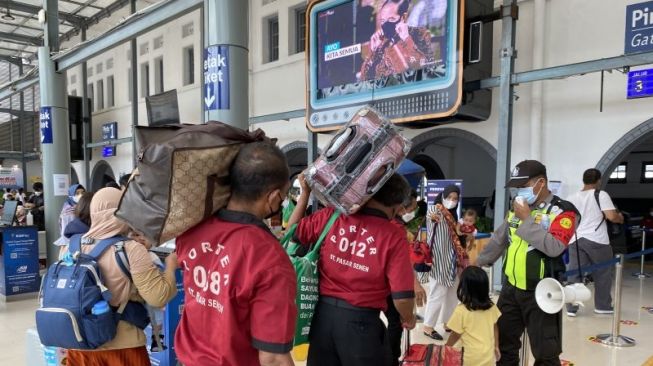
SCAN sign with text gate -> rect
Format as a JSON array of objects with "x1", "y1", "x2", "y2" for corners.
[{"x1": 625, "y1": 1, "x2": 653, "y2": 54}]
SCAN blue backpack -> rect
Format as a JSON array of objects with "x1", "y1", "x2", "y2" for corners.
[{"x1": 36, "y1": 235, "x2": 149, "y2": 349}]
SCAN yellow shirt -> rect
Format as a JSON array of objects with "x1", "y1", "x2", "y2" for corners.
[{"x1": 446, "y1": 304, "x2": 501, "y2": 366}]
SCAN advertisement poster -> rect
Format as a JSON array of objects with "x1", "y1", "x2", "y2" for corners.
[
  {"x1": 0, "y1": 167, "x2": 24, "y2": 189},
  {"x1": 0, "y1": 227, "x2": 39, "y2": 296},
  {"x1": 425, "y1": 179, "x2": 463, "y2": 218}
]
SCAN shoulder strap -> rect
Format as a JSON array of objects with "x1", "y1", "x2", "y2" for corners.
[
  {"x1": 68, "y1": 234, "x2": 83, "y2": 255},
  {"x1": 88, "y1": 236, "x2": 133, "y2": 281},
  {"x1": 594, "y1": 189, "x2": 606, "y2": 231},
  {"x1": 307, "y1": 211, "x2": 341, "y2": 257}
]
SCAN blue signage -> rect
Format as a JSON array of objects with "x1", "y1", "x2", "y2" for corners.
[
  {"x1": 625, "y1": 1, "x2": 653, "y2": 54},
  {"x1": 0, "y1": 227, "x2": 40, "y2": 296},
  {"x1": 102, "y1": 146, "x2": 116, "y2": 158},
  {"x1": 203, "y1": 45, "x2": 230, "y2": 110},
  {"x1": 146, "y1": 270, "x2": 184, "y2": 366},
  {"x1": 627, "y1": 68, "x2": 653, "y2": 99},
  {"x1": 426, "y1": 179, "x2": 464, "y2": 218},
  {"x1": 102, "y1": 122, "x2": 118, "y2": 140},
  {"x1": 39, "y1": 106, "x2": 53, "y2": 144}
]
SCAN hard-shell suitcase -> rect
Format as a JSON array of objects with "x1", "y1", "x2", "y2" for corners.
[
  {"x1": 305, "y1": 106, "x2": 411, "y2": 214},
  {"x1": 401, "y1": 330, "x2": 463, "y2": 366}
]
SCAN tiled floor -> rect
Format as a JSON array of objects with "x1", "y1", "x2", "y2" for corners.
[{"x1": 4, "y1": 263, "x2": 653, "y2": 365}]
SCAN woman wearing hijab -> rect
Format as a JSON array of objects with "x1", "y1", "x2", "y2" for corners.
[
  {"x1": 421, "y1": 184, "x2": 467, "y2": 341},
  {"x1": 63, "y1": 188, "x2": 178, "y2": 365},
  {"x1": 56, "y1": 184, "x2": 86, "y2": 246}
]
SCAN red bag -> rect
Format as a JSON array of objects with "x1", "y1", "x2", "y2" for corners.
[
  {"x1": 401, "y1": 331, "x2": 463, "y2": 366},
  {"x1": 410, "y1": 241, "x2": 432, "y2": 273}
]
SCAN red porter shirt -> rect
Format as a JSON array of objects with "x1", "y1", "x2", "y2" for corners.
[
  {"x1": 175, "y1": 210, "x2": 297, "y2": 366},
  {"x1": 294, "y1": 207, "x2": 414, "y2": 310}
]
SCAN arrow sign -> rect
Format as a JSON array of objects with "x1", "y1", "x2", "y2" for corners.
[
  {"x1": 39, "y1": 107, "x2": 53, "y2": 144},
  {"x1": 204, "y1": 86, "x2": 215, "y2": 109},
  {"x1": 203, "y1": 45, "x2": 230, "y2": 111}
]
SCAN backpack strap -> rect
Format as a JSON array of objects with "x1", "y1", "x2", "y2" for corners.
[
  {"x1": 68, "y1": 234, "x2": 83, "y2": 256},
  {"x1": 87, "y1": 236, "x2": 133, "y2": 281},
  {"x1": 594, "y1": 189, "x2": 606, "y2": 231}
]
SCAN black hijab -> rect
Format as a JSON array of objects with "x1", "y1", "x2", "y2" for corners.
[{"x1": 434, "y1": 184, "x2": 460, "y2": 221}]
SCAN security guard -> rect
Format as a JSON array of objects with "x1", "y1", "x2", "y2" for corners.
[{"x1": 477, "y1": 160, "x2": 578, "y2": 366}]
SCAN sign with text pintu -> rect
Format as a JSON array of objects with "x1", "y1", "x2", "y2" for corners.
[
  {"x1": 625, "y1": 1, "x2": 653, "y2": 54},
  {"x1": 203, "y1": 45, "x2": 230, "y2": 110},
  {"x1": 39, "y1": 107, "x2": 53, "y2": 144}
]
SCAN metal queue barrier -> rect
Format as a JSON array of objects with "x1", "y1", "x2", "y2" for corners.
[{"x1": 632, "y1": 228, "x2": 652, "y2": 279}]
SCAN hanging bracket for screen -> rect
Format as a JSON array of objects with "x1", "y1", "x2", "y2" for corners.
[{"x1": 306, "y1": 0, "x2": 466, "y2": 132}]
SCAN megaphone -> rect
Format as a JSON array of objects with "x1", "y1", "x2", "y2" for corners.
[{"x1": 535, "y1": 278, "x2": 592, "y2": 314}]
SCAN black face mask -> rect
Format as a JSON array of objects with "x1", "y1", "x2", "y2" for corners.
[
  {"x1": 382, "y1": 19, "x2": 400, "y2": 42},
  {"x1": 266, "y1": 192, "x2": 283, "y2": 219}
]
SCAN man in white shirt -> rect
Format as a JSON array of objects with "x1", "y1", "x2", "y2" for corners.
[{"x1": 566, "y1": 168, "x2": 624, "y2": 317}]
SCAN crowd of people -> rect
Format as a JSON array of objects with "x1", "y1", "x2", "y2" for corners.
[{"x1": 32, "y1": 144, "x2": 636, "y2": 366}]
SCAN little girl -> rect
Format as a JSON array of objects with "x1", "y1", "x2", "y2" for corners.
[{"x1": 446, "y1": 266, "x2": 501, "y2": 366}]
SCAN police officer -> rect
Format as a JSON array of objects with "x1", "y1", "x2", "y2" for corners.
[{"x1": 476, "y1": 160, "x2": 578, "y2": 366}]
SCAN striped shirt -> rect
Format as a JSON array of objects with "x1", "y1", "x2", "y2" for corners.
[{"x1": 421, "y1": 206, "x2": 458, "y2": 287}]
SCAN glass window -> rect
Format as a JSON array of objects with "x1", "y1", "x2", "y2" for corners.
[
  {"x1": 107, "y1": 76, "x2": 115, "y2": 108},
  {"x1": 154, "y1": 57, "x2": 164, "y2": 94},
  {"x1": 141, "y1": 63, "x2": 150, "y2": 98},
  {"x1": 643, "y1": 162, "x2": 653, "y2": 182},
  {"x1": 268, "y1": 16, "x2": 279, "y2": 62},
  {"x1": 96, "y1": 80, "x2": 104, "y2": 110},
  {"x1": 295, "y1": 8, "x2": 307, "y2": 54},
  {"x1": 609, "y1": 163, "x2": 627, "y2": 182},
  {"x1": 183, "y1": 46, "x2": 195, "y2": 86}
]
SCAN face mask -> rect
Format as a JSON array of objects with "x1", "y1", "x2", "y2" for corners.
[
  {"x1": 443, "y1": 199, "x2": 458, "y2": 210},
  {"x1": 73, "y1": 194, "x2": 82, "y2": 203},
  {"x1": 34, "y1": 191, "x2": 42, "y2": 196},
  {"x1": 516, "y1": 179, "x2": 544, "y2": 205},
  {"x1": 402, "y1": 211, "x2": 416, "y2": 223},
  {"x1": 381, "y1": 19, "x2": 400, "y2": 41},
  {"x1": 266, "y1": 192, "x2": 283, "y2": 219}
]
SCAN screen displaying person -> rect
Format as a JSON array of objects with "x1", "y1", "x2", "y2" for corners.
[{"x1": 359, "y1": 0, "x2": 436, "y2": 81}]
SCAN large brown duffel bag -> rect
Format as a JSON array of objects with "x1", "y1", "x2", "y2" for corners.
[{"x1": 116, "y1": 122, "x2": 270, "y2": 244}]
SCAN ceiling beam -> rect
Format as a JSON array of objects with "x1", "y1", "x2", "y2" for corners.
[
  {"x1": 59, "y1": 0, "x2": 131, "y2": 44},
  {"x1": 0, "y1": 31, "x2": 42, "y2": 46},
  {"x1": 0, "y1": 0, "x2": 87, "y2": 26}
]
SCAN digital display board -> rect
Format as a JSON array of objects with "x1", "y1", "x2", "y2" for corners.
[
  {"x1": 102, "y1": 146, "x2": 116, "y2": 158},
  {"x1": 307, "y1": 0, "x2": 464, "y2": 131},
  {"x1": 627, "y1": 68, "x2": 653, "y2": 99}
]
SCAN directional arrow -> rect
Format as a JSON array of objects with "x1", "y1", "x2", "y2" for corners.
[{"x1": 204, "y1": 85, "x2": 215, "y2": 109}]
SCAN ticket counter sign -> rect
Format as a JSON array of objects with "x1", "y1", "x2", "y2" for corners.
[{"x1": 625, "y1": 1, "x2": 653, "y2": 54}]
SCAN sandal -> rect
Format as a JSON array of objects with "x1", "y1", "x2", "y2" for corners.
[{"x1": 423, "y1": 330, "x2": 443, "y2": 341}]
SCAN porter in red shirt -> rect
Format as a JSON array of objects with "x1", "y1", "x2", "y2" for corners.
[
  {"x1": 175, "y1": 210, "x2": 297, "y2": 366},
  {"x1": 294, "y1": 207, "x2": 414, "y2": 310}
]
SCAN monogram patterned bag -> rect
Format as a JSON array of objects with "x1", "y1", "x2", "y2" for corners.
[{"x1": 115, "y1": 122, "x2": 270, "y2": 244}]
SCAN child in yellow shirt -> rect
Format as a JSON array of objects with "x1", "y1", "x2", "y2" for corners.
[{"x1": 446, "y1": 266, "x2": 501, "y2": 366}]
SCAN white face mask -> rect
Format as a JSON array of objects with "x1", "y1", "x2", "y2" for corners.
[
  {"x1": 34, "y1": 191, "x2": 42, "y2": 196},
  {"x1": 443, "y1": 199, "x2": 458, "y2": 210},
  {"x1": 402, "y1": 211, "x2": 416, "y2": 222},
  {"x1": 73, "y1": 194, "x2": 82, "y2": 203}
]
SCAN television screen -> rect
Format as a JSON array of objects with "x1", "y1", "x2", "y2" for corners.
[
  {"x1": 308, "y1": 0, "x2": 462, "y2": 131},
  {"x1": 316, "y1": 0, "x2": 450, "y2": 91}
]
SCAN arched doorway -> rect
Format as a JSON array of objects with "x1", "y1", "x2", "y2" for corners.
[
  {"x1": 595, "y1": 117, "x2": 653, "y2": 254},
  {"x1": 90, "y1": 161, "x2": 116, "y2": 192},
  {"x1": 281, "y1": 141, "x2": 308, "y2": 180},
  {"x1": 409, "y1": 128, "x2": 497, "y2": 217}
]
